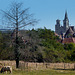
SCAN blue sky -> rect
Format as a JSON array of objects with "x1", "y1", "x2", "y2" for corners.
[{"x1": 0, "y1": 0, "x2": 75, "y2": 31}]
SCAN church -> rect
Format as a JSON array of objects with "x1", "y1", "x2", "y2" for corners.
[
  {"x1": 55, "y1": 11, "x2": 75, "y2": 44},
  {"x1": 55, "y1": 11, "x2": 75, "y2": 35}
]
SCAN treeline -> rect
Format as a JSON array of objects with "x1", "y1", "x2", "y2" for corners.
[{"x1": 0, "y1": 28, "x2": 75, "y2": 63}]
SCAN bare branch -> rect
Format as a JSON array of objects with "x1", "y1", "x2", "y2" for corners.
[
  {"x1": 1, "y1": 2, "x2": 38, "y2": 68},
  {"x1": 18, "y1": 8, "x2": 29, "y2": 19},
  {"x1": 0, "y1": 9, "x2": 16, "y2": 20},
  {"x1": 19, "y1": 20, "x2": 38, "y2": 28}
]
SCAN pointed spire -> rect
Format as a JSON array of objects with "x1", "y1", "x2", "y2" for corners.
[{"x1": 64, "y1": 11, "x2": 68, "y2": 20}]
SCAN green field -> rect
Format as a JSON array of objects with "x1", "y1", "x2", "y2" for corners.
[{"x1": 0, "y1": 69, "x2": 75, "y2": 75}]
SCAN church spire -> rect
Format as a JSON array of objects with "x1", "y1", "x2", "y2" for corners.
[
  {"x1": 63, "y1": 11, "x2": 69, "y2": 32},
  {"x1": 64, "y1": 11, "x2": 68, "y2": 20}
]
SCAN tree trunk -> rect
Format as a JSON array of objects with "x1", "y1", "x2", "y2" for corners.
[
  {"x1": 15, "y1": 7, "x2": 19, "y2": 68},
  {"x1": 15, "y1": 30, "x2": 19, "y2": 68}
]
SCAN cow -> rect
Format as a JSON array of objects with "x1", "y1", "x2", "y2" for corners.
[{"x1": 0, "y1": 66, "x2": 12, "y2": 73}]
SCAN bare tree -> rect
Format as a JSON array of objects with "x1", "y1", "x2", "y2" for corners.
[{"x1": 1, "y1": 2, "x2": 37, "y2": 68}]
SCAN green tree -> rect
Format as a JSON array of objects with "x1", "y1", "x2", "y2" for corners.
[{"x1": 38, "y1": 28, "x2": 66, "y2": 62}]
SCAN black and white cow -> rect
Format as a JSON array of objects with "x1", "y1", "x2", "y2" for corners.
[{"x1": 1, "y1": 66, "x2": 12, "y2": 73}]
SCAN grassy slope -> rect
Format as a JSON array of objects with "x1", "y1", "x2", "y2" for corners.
[{"x1": 0, "y1": 69, "x2": 75, "y2": 75}]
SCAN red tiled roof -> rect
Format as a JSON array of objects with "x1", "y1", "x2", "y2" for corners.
[
  {"x1": 62, "y1": 38, "x2": 75, "y2": 44},
  {"x1": 55, "y1": 32, "x2": 59, "y2": 36},
  {"x1": 54, "y1": 32, "x2": 62, "y2": 39}
]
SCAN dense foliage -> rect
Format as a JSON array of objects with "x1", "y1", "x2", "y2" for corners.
[{"x1": 0, "y1": 28, "x2": 75, "y2": 62}]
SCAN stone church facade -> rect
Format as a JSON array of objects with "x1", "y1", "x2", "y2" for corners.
[
  {"x1": 55, "y1": 11, "x2": 75, "y2": 35},
  {"x1": 55, "y1": 11, "x2": 75, "y2": 44}
]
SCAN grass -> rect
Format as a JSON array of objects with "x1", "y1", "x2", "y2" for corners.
[{"x1": 0, "y1": 69, "x2": 75, "y2": 75}]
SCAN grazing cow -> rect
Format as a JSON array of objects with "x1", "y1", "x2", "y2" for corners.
[{"x1": 1, "y1": 66, "x2": 12, "y2": 73}]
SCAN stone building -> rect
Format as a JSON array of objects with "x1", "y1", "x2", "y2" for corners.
[
  {"x1": 55, "y1": 11, "x2": 75, "y2": 35},
  {"x1": 55, "y1": 11, "x2": 75, "y2": 44}
]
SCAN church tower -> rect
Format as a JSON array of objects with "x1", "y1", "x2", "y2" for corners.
[
  {"x1": 55, "y1": 19, "x2": 61, "y2": 35},
  {"x1": 63, "y1": 11, "x2": 69, "y2": 32}
]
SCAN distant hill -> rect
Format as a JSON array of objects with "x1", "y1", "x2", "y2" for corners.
[{"x1": 0, "y1": 29, "x2": 13, "y2": 33}]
